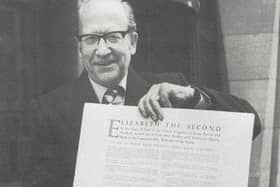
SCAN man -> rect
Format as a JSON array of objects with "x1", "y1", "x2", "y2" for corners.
[{"x1": 22, "y1": 0, "x2": 261, "y2": 186}]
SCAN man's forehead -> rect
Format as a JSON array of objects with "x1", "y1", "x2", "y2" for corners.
[
  {"x1": 79, "y1": 0, "x2": 128, "y2": 21},
  {"x1": 82, "y1": 23, "x2": 126, "y2": 34},
  {"x1": 79, "y1": 0, "x2": 129, "y2": 32}
]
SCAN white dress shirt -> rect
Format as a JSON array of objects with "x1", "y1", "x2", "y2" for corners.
[{"x1": 88, "y1": 75, "x2": 127, "y2": 104}]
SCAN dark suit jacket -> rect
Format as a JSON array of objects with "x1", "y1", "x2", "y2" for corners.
[{"x1": 22, "y1": 69, "x2": 261, "y2": 187}]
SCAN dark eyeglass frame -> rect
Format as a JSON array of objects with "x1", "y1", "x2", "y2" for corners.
[{"x1": 76, "y1": 30, "x2": 131, "y2": 44}]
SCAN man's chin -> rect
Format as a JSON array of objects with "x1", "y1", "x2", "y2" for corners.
[
  {"x1": 93, "y1": 74, "x2": 123, "y2": 87},
  {"x1": 101, "y1": 79, "x2": 121, "y2": 88}
]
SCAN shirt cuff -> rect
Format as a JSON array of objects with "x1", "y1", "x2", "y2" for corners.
[{"x1": 193, "y1": 86, "x2": 213, "y2": 109}]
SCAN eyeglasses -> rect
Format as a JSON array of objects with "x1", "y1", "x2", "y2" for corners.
[{"x1": 76, "y1": 30, "x2": 130, "y2": 48}]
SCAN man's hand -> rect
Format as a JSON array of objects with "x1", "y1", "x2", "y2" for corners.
[{"x1": 138, "y1": 83, "x2": 197, "y2": 121}]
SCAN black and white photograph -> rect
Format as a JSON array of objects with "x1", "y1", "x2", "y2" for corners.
[{"x1": 0, "y1": 0, "x2": 277, "y2": 186}]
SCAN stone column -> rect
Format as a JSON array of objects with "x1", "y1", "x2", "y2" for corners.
[{"x1": 217, "y1": 0, "x2": 280, "y2": 186}]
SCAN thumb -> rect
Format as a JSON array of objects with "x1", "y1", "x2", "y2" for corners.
[{"x1": 159, "y1": 92, "x2": 172, "y2": 107}]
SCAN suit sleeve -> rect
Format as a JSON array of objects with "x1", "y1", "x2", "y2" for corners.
[
  {"x1": 195, "y1": 86, "x2": 261, "y2": 139},
  {"x1": 141, "y1": 72, "x2": 261, "y2": 139},
  {"x1": 21, "y1": 100, "x2": 69, "y2": 187},
  {"x1": 172, "y1": 73, "x2": 261, "y2": 139}
]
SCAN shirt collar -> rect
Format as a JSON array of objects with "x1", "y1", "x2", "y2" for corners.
[{"x1": 88, "y1": 75, "x2": 127, "y2": 103}]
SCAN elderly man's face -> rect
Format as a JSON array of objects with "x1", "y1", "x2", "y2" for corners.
[{"x1": 79, "y1": 2, "x2": 138, "y2": 88}]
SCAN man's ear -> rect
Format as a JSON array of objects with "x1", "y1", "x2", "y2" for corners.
[{"x1": 129, "y1": 32, "x2": 138, "y2": 55}]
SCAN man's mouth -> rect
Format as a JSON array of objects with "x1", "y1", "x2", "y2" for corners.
[{"x1": 95, "y1": 60, "x2": 115, "y2": 66}]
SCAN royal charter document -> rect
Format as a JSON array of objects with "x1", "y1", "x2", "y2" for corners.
[{"x1": 73, "y1": 103, "x2": 255, "y2": 187}]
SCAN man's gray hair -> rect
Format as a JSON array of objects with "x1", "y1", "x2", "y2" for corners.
[
  {"x1": 78, "y1": 0, "x2": 137, "y2": 33},
  {"x1": 122, "y1": 1, "x2": 137, "y2": 32}
]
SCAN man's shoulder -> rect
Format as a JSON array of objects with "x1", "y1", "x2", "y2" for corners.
[
  {"x1": 140, "y1": 72, "x2": 187, "y2": 85},
  {"x1": 25, "y1": 81, "x2": 77, "y2": 122},
  {"x1": 36, "y1": 81, "x2": 76, "y2": 104}
]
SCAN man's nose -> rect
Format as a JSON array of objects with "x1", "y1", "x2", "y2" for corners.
[{"x1": 95, "y1": 39, "x2": 111, "y2": 56}]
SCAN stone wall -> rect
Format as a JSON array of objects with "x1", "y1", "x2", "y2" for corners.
[{"x1": 217, "y1": 0, "x2": 280, "y2": 186}]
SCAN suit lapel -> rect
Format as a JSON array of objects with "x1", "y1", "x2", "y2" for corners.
[
  {"x1": 68, "y1": 71, "x2": 99, "y2": 127},
  {"x1": 72, "y1": 71, "x2": 99, "y2": 104},
  {"x1": 125, "y1": 68, "x2": 151, "y2": 106}
]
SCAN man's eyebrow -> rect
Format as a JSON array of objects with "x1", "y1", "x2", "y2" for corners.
[
  {"x1": 83, "y1": 30, "x2": 127, "y2": 35},
  {"x1": 85, "y1": 29, "x2": 111, "y2": 35}
]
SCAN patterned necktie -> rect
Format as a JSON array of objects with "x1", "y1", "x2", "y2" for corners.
[{"x1": 102, "y1": 86, "x2": 125, "y2": 105}]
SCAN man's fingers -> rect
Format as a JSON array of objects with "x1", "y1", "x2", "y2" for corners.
[
  {"x1": 159, "y1": 85, "x2": 172, "y2": 107},
  {"x1": 138, "y1": 84, "x2": 162, "y2": 121},
  {"x1": 149, "y1": 85, "x2": 164, "y2": 120},
  {"x1": 149, "y1": 98, "x2": 164, "y2": 120},
  {"x1": 138, "y1": 85, "x2": 157, "y2": 118},
  {"x1": 138, "y1": 96, "x2": 148, "y2": 118},
  {"x1": 139, "y1": 96, "x2": 162, "y2": 121},
  {"x1": 138, "y1": 83, "x2": 175, "y2": 121},
  {"x1": 143, "y1": 95, "x2": 158, "y2": 121}
]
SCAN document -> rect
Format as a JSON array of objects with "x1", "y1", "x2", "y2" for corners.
[{"x1": 73, "y1": 103, "x2": 255, "y2": 187}]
